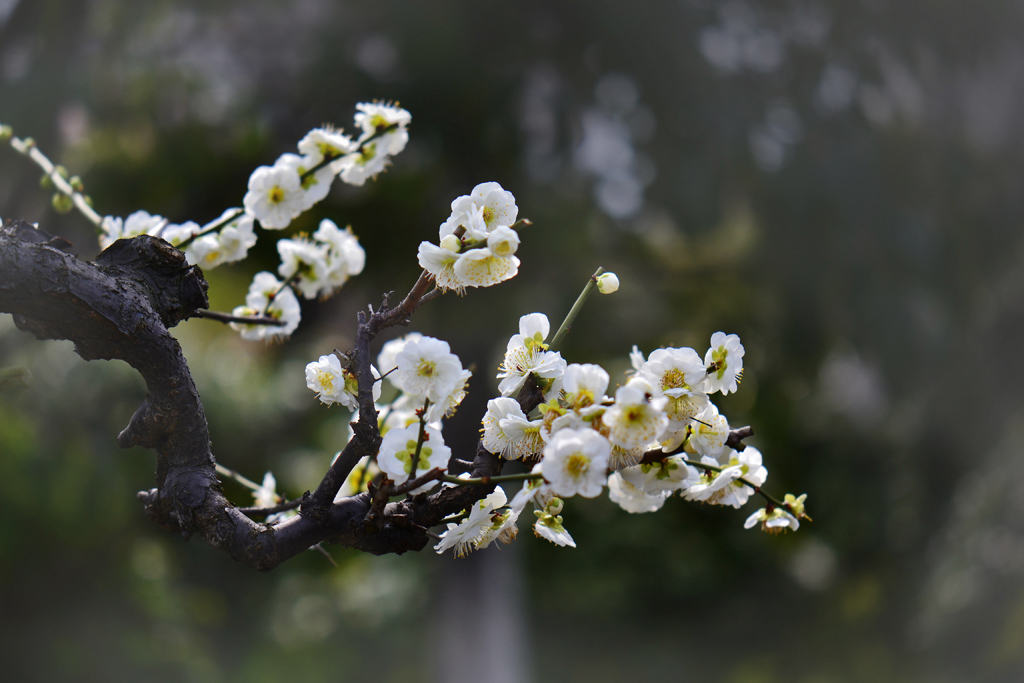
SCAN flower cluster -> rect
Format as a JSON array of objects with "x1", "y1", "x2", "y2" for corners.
[
  {"x1": 276, "y1": 219, "x2": 366, "y2": 300},
  {"x1": 97, "y1": 102, "x2": 410, "y2": 342},
  {"x1": 432, "y1": 318, "x2": 807, "y2": 555},
  {"x1": 418, "y1": 182, "x2": 522, "y2": 293}
]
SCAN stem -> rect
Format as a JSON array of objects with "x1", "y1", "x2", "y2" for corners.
[
  {"x1": 549, "y1": 267, "x2": 605, "y2": 352},
  {"x1": 262, "y1": 270, "x2": 302, "y2": 316},
  {"x1": 176, "y1": 208, "x2": 244, "y2": 250},
  {"x1": 4, "y1": 130, "x2": 103, "y2": 228},
  {"x1": 299, "y1": 122, "x2": 400, "y2": 181},
  {"x1": 408, "y1": 399, "x2": 430, "y2": 481},
  {"x1": 441, "y1": 472, "x2": 543, "y2": 485},
  {"x1": 215, "y1": 463, "x2": 264, "y2": 492},
  {"x1": 193, "y1": 309, "x2": 286, "y2": 326},
  {"x1": 678, "y1": 458, "x2": 789, "y2": 511}
]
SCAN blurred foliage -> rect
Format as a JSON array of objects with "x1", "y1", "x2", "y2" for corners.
[{"x1": 3, "y1": 0, "x2": 1024, "y2": 680}]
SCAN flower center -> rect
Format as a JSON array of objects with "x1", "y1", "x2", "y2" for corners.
[{"x1": 566, "y1": 453, "x2": 589, "y2": 476}]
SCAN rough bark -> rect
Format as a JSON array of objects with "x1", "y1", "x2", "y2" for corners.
[{"x1": 0, "y1": 219, "x2": 502, "y2": 570}]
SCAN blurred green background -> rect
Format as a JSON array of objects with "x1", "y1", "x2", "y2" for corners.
[{"x1": 2, "y1": 0, "x2": 1023, "y2": 681}]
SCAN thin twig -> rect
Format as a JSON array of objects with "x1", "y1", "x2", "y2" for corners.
[{"x1": 193, "y1": 309, "x2": 286, "y2": 326}]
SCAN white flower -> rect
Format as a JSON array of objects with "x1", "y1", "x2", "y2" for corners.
[
  {"x1": 453, "y1": 247, "x2": 520, "y2": 288},
  {"x1": 540, "y1": 428, "x2": 611, "y2": 499},
  {"x1": 561, "y1": 363, "x2": 610, "y2": 409},
  {"x1": 305, "y1": 353, "x2": 345, "y2": 405},
  {"x1": 417, "y1": 241, "x2": 464, "y2": 294},
  {"x1": 395, "y1": 336, "x2": 465, "y2": 405},
  {"x1": 533, "y1": 497, "x2": 575, "y2": 548},
  {"x1": 440, "y1": 182, "x2": 518, "y2": 242},
  {"x1": 212, "y1": 212, "x2": 257, "y2": 264},
  {"x1": 244, "y1": 164, "x2": 303, "y2": 229},
  {"x1": 314, "y1": 219, "x2": 366, "y2": 291},
  {"x1": 686, "y1": 403, "x2": 731, "y2": 458},
  {"x1": 335, "y1": 455, "x2": 381, "y2": 500},
  {"x1": 482, "y1": 397, "x2": 544, "y2": 460},
  {"x1": 298, "y1": 127, "x2": 357, "y2": 173},
  {"x1": 596, "y1": 272, "x2": 619, "y2": 294},
  {"x1": 704, "y1": 331, "x2": 745, "y2": 395},
  {"x1": 377, "y1": 423, "x2": 450, "y2": 493},
  {"x1": 277, "y1": 236, "x2": 330, "y2": 300},
  {"x1": 157, "y1": 221, "x2": 200, "y2": 247},
  {"x1": 252, "y1": 472, "x2": 295, "y2": 524},
  {"x1": 629, "y1": 345, "x2": 646, "y2": 375},
  {"x1": 277, "y1": 152, "x2": 335, "y2": 212},
  {"x1": 337, "y1": 141, "x2": 389, "y2": 186},
  {"x1": 486, "y1": 225, "x2": 520, "y2": 258},
  {"x1": 434, "y1": 487, "x2": 507, "y2": 557},
  {"x1": 602, "y1": 378, "x2": 669, "y2": 451},
  {"x1": 638, "y1": 347, "x2": 710, "y2": 429},
  {"x1": 253, "y1": 471, "x2": 280, "y2": 509},
  {"x1": 377, "y1": 333, "x2": 424, "y2": 387},
  {"x1": 608, "y1": 467, "x2": 671, "y2": 513},
  {"x1": 304, "y1": 354, "x2": 381, "y2": 410},
  {"x1": 635, "y1": 455, "x2": 700, "y2": 495},
  {"x1": 744, "y1": 507, "x2": 800, "y2": 533},
  {"x1": 681, "y1": 455, "x2": 746, "y2": 505},
  {"x1": 230, "y1": 271, "x2": 301, "y2": 341},
  {"x1": 683, "y1": 448, "x2": 766, "y2": 508},
  {"x1": 497, "y1": 313, "x2": 566, "y2": 399},
  {"x1": 354, "y1": 102, "x2": 411, "y2": 155}
]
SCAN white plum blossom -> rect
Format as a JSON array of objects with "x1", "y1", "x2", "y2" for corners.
[
  {"x1": 643, "y1": 455, "x2": 700, "y2": 494},
  {"x1": 744, "y1": 507, "x2": 800, "y2": 533},
  {"x1": 157, "y1": 221, "x2": 200, "y2": 247},
  {"x1": 277, "y1": 236, "x2": 330, "y2": 299},
  {"x1": 298, "y1": 127, "x2": 357, "y2": 173},
  {"x1": 378, "y1": 333, "x2": 424, "y2": 387},
  {"x1": 486, "y1": 225, "x2": 520, "y2": 258},
  {"x1": 540, "y1": 428, "x2": 611, "y2": 499},
  {"x1": 602, "y1": 378, "x2": 669, "y2": 452},
  {"x1": 276, "y1": 152, "x2": 335, "y2": 212},
  {"x1": 683, "y1": 447, "x2": 767, "y2": 508},
  {"x1": 561, "y1": 363, "x2": 611, "y2": 409},
  {"x1": 596, "y1": 272, "x2": 619, "y2": 294},
  {"x1": 418, "y1": 241, "x2": 464, "y2": 294},
  {"x1": 395, "y1": 336, "x2": 465, "y2": 406},
  {"x1": 533, "y1": 497, "x2": 575, "y2": 548},
  {"x1": 608, "y1": 467, "x2": 671, "y2": 513},
  {"x1": 276, "y1": 223, "x2": 366, "y2": 300},
  {"x1": 305, "y1": 353, "x2": 345, "y2": 405},
  {"x1": 353, "y1": 102, "x2": 411, "y2": 155},
  {"x1": 638, "y1": 347, "x2": 711, "y2": 431},
  {"x1": 434, "y1": 487, "x2": 507, "y2": 557},
  {"x1": 482, "y1": 397, "x2": 544, "y2": 460},
  {"x1": 682, "y1": 455, "x2": 746, "y2": 505},
  {"x1": 99, "y1": 210, "x2": 165, "y2": 250},
  {"x1": 313, "y1": 219, "x2": 366, "y2": 291},
  {"x1": 686, "y1": 404, "x2": 731, "y2": 458},
  {"x1": 704, "y1": 331, "x2": 745, "y2": 395},
  {"x1": 376, "y1": 424, "x2": 450, "y2": 493},
  {"x1": 230, "y1": 271, "x2": 301, "y2": 341},
  {"x1": 497, "y1": 313, "x2": 566, "y2": 399},
  {"x1": 452, "y1": 247, "x2": 519, "y2": 288},
  {"x1": 244, "y1": 163, "x2": 303, "y2": 229},
  {"x1": 334, "y1": 455, "x2": 381, "y2": 500},
  {"x1": 252, "y1": 472, "x2": 294, "y2": 524},
  {"x1": 304, "y1": 354, "x2": 381, "y2": 409},
  {"x1": 185, "y1": 211, "x2": 257, "y2": 269},
  {"x1": 440, "y1": 181, "x2": 518, "y2": 242}
]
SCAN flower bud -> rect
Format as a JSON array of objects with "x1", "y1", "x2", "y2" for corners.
[
  {"x1": 439, "y1": 234, "x2": 461, "y2": 253},
  {"x1": 596, "y1": 272, "x2": 619, "y2": 294}
]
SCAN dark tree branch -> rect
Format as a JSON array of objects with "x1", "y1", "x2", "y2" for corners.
[
  {"x1": 0, "y1": 221, "x2": 472, "y2": 569},
  {"x1": 638, "y1": 425, "x2": 755, "y2": 465}
]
